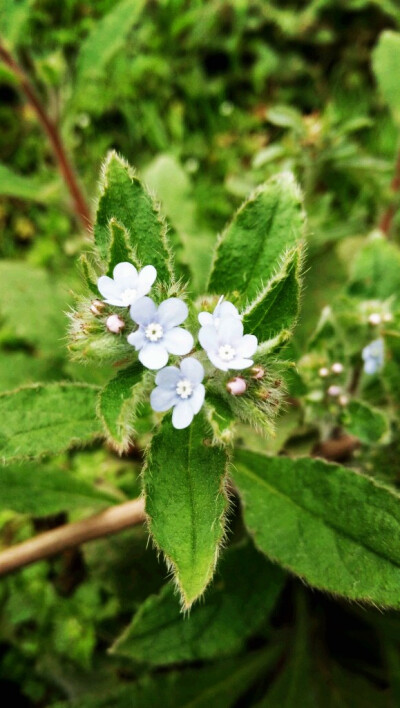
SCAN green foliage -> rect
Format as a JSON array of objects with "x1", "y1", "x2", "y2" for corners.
[
  {"x1": 373, "y1": 31, "x2": 400, "y2": 125},
  {"x1": 94, "y1": 152, "x2": 174, "y2": 284},
  {"x1": 233, "y1": 450, "x2": 400, "y2": 607},
  {"x1": 348, "y1": 235, "x2": 400, "y2": 301},
  {"x1": 144, "y1": 415, "x2": 228, "y2": 608},
  {"x1": 98, "y1": 362, "x2": 146, "y2": 451},
  {"x1": 106, "y1": 218, "x2": 137, "y2": 275},
  {"x1": 341, "y1": 399, "x2": 390, "y2": 444},
  {"x1": 0, "y1": 383, "x2": 101, "y2": 462},
  {"x1": 111, "y1": 542, "x2": 285, "y2": 665},
  {"x1": 208, "y1": 173, "x2": 305, "y2": 304},
  {"x1": 0, "y1": 164, "x2": 59, "y2": 202}
]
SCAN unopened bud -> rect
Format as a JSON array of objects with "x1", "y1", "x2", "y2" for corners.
[
  {"x1": 250, "y1": 365, "x2": 265, "y2": 380},
  {"x1": 106, "y1": 314, "x2": 125, "y2": 334},
  {"x1": 368, "y1": 313, "x2": 382, "y2": 326},
  {"x1": 319, "y1": 367, "x2": 329, "y2": 378},
  {"x1": 331, "y1": 362, "x2": 344, "y2": 375},
  {"x1": 327, "y1": 385, "x2": 341, "y2": 398},
  {"x1": 226, "y1": 376, "x2": 247, "y2": 396},
  {"x1": 338, "y1": 394, "x2": 349, "y2": 406},
  {"x1": 90, "y1": 299, "x2": 106, "y2": 316}
]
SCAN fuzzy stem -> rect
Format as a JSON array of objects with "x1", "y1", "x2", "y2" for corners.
[
  {"x1": 0, "y1": 41, "x2": 92, "y2": 232},
  {"x1": 0, "y1": 498, "x2": 146, "y2": 577},
  {"x1": 379, "y1": 146, "x2": 400, "y2": 237}
]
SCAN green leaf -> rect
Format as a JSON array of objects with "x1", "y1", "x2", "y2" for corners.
[
  {"x1": 233, "y1": 449, "x2": 400, "y2": 608},
  {"x1": 144, "y1": 414, "x2": 229, "y2": 608},
  {"x1": 372, "y1": 31, "x2": 400, "y2": 125},
  {"x1": 0, "y1": 163, "x2": 59, "y2": 202},
  {"x1": 94, "y1": 152, "x2": 174, "y2": 285},
  {"x1": 243, "y1": 246, "x2": 302, "y2": 345},
  {"x1": 79, "y1": 253, "x2": 99, "y2": 295},
  {"x1": 111, "y1": 541, "x2": 285, "y2": 665},
  {"x1": 106, "y1": 218, "x2": 138, "y2": 275},
  {"x1": 348, "y1": 234, "x2": 400, "y2": 301},
  {"x1": 208, "y1": 172, "x2": 304, "y2": 303},
  {"x1": 98, "y1": 363, "x2": 146, "y2": 452},
  {"x1": 52, "y1": 649, "x2": 276, "y2": 708},
  {"x1": 72, "y1": 0, "x2": 146, "y2": 107},
  {"x1": 0, "y1": 383, "x2": 101, "y2": 463},
  {"x1": 0, "y1": 461, "x2": 116, "y2": 515},
  {"x1": 204, "y1": 392, "x2": 236, "y2": 446},
  {"x1": 341, "y1": 400, "x2": 390, "y2": 444}
]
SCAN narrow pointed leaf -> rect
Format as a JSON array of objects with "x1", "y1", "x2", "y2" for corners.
[
  {"x1": 98, "y1": 363, "x2": 146, "y2": 452},
  {"x1": 94, "y1": 152, "x2": 174, "y2": 284},
  {"x1": 106, "y1": 218, "x2": 138, "y2": 275},
  {"x1": 233, "y1": 450, "x2": 400, "y2": 608},
  {"x1": 80, "y1": 253, "x2": 99, "y2": 295},
  {"x1": 144, "y1": 414, "x2": 228, "y2": 608},
  {"x1": 0, "y1": 383, "x2": 101, "y2": 463},
  {"x1": 208, "y1": 172, "x2": 304, "y2": 303}
]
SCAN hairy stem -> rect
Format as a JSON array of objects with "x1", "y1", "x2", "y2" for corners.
[
  {"x1": 379, "y1": 147, "x2": 400, "y2": 236},
  {"x1": 0, "y1": 498, "x2": 145, "y2": 577},
  {"x1": 0, "y1": 41, "x2": 92, "y2": 232}
]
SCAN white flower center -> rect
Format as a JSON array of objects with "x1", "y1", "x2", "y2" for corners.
[
  {"x1": 145, "y1": 322, "x2": 164, "y2": 342},
  {"x1": 120, "y1": 288, "x2": 137, "y2": 306},
  {"x1": 218, "y1": 344, "x2": 236, "y2": 362},
  {"x1": 176, "y1": 378, "x2": 193, "y2": 399}
]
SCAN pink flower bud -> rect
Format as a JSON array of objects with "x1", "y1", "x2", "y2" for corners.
[
  {"x1": 331, "y1": 362, "x2": 344, "y2": 375},
  {"x1": 327, "y1": 385, "x2": 341, "y2": 398},
  {"x1": 90, "y1": 299, "x2": 106, "y2": 316},
  {"x1": 106, "y1": 314, "x2": 125, "y2": 334},
  {"x1": 226, "y1": 376, "x2": 247, "y2": 396},
  {"x1": 368, "y1": 313, "x2": 381, "y2": 326},
  {"x1": 250, "y1": 365, "x2": 265, "y2": 380}
]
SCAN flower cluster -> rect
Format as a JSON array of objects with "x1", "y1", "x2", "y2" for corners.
[{"x1": 96, "y1": 262, "x2": 258, "y2": 428}]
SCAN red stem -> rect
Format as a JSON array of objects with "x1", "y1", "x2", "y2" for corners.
[
  {"x1": 0, "y1": 42, "x2": 92, "y2": 232},
  {"x1": 379, "y1": 148, "x2": 400, "y2": 237}
]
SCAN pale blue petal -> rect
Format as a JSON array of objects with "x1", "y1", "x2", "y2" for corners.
[
  {"x1": 139, "y1": 343, "x2": 169, "y2": 370},
  {"x1": 217, "y1": 301, "x2": 240, "y2": 319},
  {"x1": 150, "y1": 386, "x2": 178, "y2": 412},
  {"x1": 130, "y1": 296, "x2": 157, "y2": 326},
  {"x1": 155, "y1": 366, "x2": 181, "y2": 388},
  {"x1": 180, "y1": 357, "x2": 204, "y2": 384},
  {"x1": 113, "y1": 262, "x2": 138, "y2": 288},
  {"x1": 199, "y1": 325, "x2": 218, "y2": 351},
  {"x1": 137, "y1": 265, "x2": 157, "y2": 296},
  {"x1": 172, "y1": 401, "x2": 194, "y2": 429},
  {"x1": 97, "y1": 275, "x2": 121, "y2": 303},
  {"x1": 206, "y1": 349, "x2": 229, "y2": 371},
  {"x1": 237, "y1": 334, "x2": 258, "y2": 358},
  {"x1": 218, "y1": 316, "x2": 243, "y2": 345},
  {"x1": 198, "y1": 312, "x2": 213, "y2": 327},
  {"x1": 158, "y1": 298, "x2": 188, "y2": 328},
  {"x1": 163, "y1": 327, "x2": 193, "y2": 355},
  {"x1": 364, "y1": 359, "x2": 378, "y2": 375},
  {"x1": 127, "y1": 329, "x2": 146, "y2": 349},
  {"x1": 229, "y1": 356, "x2": 254, "y2": 370},
  {"x1": 190, "y1": 383, "x2": 205, "y2": 414}
]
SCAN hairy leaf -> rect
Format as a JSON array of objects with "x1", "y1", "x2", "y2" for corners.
[
  {"x1": 94, "y1": 152, "x2": 174, "y2": 284},
  {"x1": 98, "y1": 363, "x2": 145, "y2": 452},
  {"x1": 233, "y1": 450, "x2": 400, "y2": 608},
  {"x1": 111, "y1": 542, "x2": 285, "y2": 665},
  {"x1": 204, "y1": 393, "x2": 236, "y2": 446},
  {"x1": 208, "y1": 172, "x2": 304, "y2": 303},
  {"x1": 341, "y1": 400, "x2": 390, "y2": 444},
  {"x1": 106, "y1": 218, "x2": 138, "y2": 275},
  {"x1": 0, "y1": 383, "x2": 101, "y2": 463},
  {"x1": 372, "y1": 31, "x2": 400, "y2": 125},
  {"x1": 144, "y1": 414, "x2": 228, "y2": 608}
]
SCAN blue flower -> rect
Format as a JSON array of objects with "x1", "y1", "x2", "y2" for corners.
[
  {"x1": 199, "y1": 315, "x2": 257, "y2": 371},
  {"x1": 198, "y1": 296, "x2": 240, "y2": 329},
  {"x1": 362, "y1": 338, "x2": 384, "y2": 375},
  {"x1": 98, "y1": 262, "x2": 157, "y2": 307},
  {"x1": 128, "y1": 296, "x2": 193, "y2": 370},
  {"x1": 150, "y1": 357, "x2": 205, "y2": 429}
]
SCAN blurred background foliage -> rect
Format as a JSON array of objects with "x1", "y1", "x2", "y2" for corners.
[{"x1": 2, "y1": 0, "x2": 400, "y2": 705}]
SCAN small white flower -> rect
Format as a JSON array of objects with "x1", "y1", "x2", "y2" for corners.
[
  {"x1": 198, "y1": 297, "x2": 240, "y2": 330},
  {"x1": 362, "y1": 338, "x2": 384, "y2": 375},
  {"x1": 97, "y1": 262, "x2": 156, "y2": 307},
  {"x1": 199, "y1": 315, "x2": 257, "y2": 371},
  {"x1": 150, "y1": 357, "x2": 205, "y2": 429},
  {"x1": 128, "y1": 296, "x2": 193, "y2": 370}
]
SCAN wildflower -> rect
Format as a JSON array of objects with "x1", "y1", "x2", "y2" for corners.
[
  {"x1": 150, "y1": 357, "x2": 205, "y2": 429},
  {"x1": 318, "y1": 367, "x2": 329, "y2": 378},
  {"x1": 199, "y1": 315, "x2": 257, "y2": 371},
  {"x1": 128, "y1": 297, "x2": 193, "y2": 370},
  {"x1": 106, "y1": 314, "x2": 125, "y2": 334},
  {"x1": 327, "y1": 385, "x2": 341, "y2": 397},
  {"x1": 97, "y1": 262, "x2": 156, "y2": 307},
  {"x1": 331, "y1": 362, "x2": 344, "y2": 375},
  {"x1": 368, "y1": 313, "x2": 382, "y2": 326},
  {"x1": 198, "y1": 297, "x2": 240, "y2": 329},
  {"x1": 362, "y1": 338, "x2": 384, "y2": 375},
  {"x1": 226, "y1": 376, "x2": 247, "y2": 395}
]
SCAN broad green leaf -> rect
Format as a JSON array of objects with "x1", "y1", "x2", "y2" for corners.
[
  {"x1": 372, "y1": 31, "x2": 400, "y2": 125},
  {"x1": 208, "y1": 172, "x2": 304, "y2": 303},
  {"x1": 348, "y1": 235, "x2": 400, "y2": 301},
  {"x1": 144, "y1": 414, "x2": 228, "y2": 608},
  {"x1": 233, "y1": 450, "x2": 400, "y2": 608},
  {"x1": 52, "y1": 649, "x2": 276, "y2": 708},
  {"x1": 72, "y1": 0, "x2": 146, "y2": 107},
  {"x1": 106, "y1": 218, "x2": 137, "y2": 275},
  {"x1": 94, "y1": 152, "x2": 174, "y2": 284},
  {"x1": 111, "y1": 542, "x2": 285, "y2": 665},
  {"x1": 0, "y1": 383, "x2": 101, "y2": 463},
  {"x1": 204, "y1": 392, "x2": 236, "y2": 445},
  {"x1": 0, "y1": 163, "x2": 59, "y2": 202},
  {"x1": 0, "y1": 0, "x2": 34, "y2": 47},
  {"x1": 0, "y1": 261, "x2": 67, "y2": 354},
  {"x1": 340, "y1": 400, "x2": 390, "y2": 444},
  {"x1": 98, "y1": 362, "x2": 145, "y2": 452},
  {"x1": 243, "y1": 246, "x2": 302, "y2": 344},
  {"x1": 0, "y1": 461, "x2": 116, "y2": 515}
]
